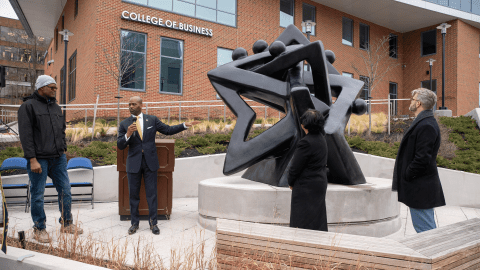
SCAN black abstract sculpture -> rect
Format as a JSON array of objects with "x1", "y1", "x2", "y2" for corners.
[{"x1": 207, "y1": 25, "x2": 368, "y2": 187}]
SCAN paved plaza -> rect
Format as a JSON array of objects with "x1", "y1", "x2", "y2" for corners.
[{"x1": 6, "y1": 198, "x2": 480, "y2": 268}]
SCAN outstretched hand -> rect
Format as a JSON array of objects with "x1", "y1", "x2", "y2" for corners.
[{"x1": 185, "y1": 121, "x2": 201, "y2": 127}]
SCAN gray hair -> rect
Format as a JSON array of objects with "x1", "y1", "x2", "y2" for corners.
[{"x1": 412, "y1": 88, "x2": 437, "y2": 110}]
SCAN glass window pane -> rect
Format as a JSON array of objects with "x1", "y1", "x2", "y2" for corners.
[
  {"x1": 196, "y1": 6, "x2": 216, "y2": 22},
  {"x1": 126, "y1": 0, "x2": 148, "y2": 5},
  {"x1": 121, "y1": 52, "x2": 145, "y2": 90},
  {"x1": 160, "y1": 57, "x2": 182, "y2": 93},
  {"x1": 218, "y1": 0, "x2": 235, "y2": 14},
  {"x1": 422, "y1": 30, "x2": 436, "y2": 56},
  {"x1": 302, "y1": 4, "x2": 315, "y2": 35},
  {"x1": 173, "y1": 0, "x2": 195, "y2": 16},
  {"x1": 449, "y1": 0, "x2": 461, "y2": 9},
  {"x1": 217, "y1": 48, "x2": 233, "y2": 66},
  {"x1": 217, "y1": 11, "x2": 236, "y2": 26},
  {"x1": 473, "y1": 0, "x2": 480, "y2": 15},
  {"x1": 121, "y1": 31, "x2": 146, "y2": 53},
  {"x1": 161, "y1": 39, "x2": 183, "y2": 58},
  {"x1": 342, "y1": 72, "x2": 353, "y2": 78},
  {"x1": 342, "y1": 17, "x2": 353, "y2": 46},
  {"x1": 280, "y1": 0, "x2": 294, "y2": 27},
  {"x1": 389, "y1": 34, "x2": 398, "y2": 58},
  {"x1": 360, "y1": 24, "x2": 369, "y2": 50},
  {"x1": 149, "y1": 0, "x2": 172, "y2": 10},
  {"x1": 197, "y1": 0, "x2": 216, "y2": 9},
  {"x1": 461, "y1": 0, "x2": 472, "y2": 12},
  {"x1": 438, "y1": 0, "x2": 448, "y2": 6}
]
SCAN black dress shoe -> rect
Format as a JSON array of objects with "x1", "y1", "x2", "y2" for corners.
[
  {"x1": 128, "y1": 224, "x2": 139, "y2": 235},
  {"x1": 150, "y1": 225, "x2": 160, "y2": 235}
]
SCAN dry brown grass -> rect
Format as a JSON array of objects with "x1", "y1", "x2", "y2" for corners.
[
  {"x1": 346, "y1": 113, "x2": 387, "y2": 134},
  {"x1": 435, "y1": 116, "x2": 457, "y2": 159}
]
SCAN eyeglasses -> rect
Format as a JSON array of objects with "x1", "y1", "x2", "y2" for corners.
[{"x1": 46, "y1": 86, "x2": 58, "y2": 90}]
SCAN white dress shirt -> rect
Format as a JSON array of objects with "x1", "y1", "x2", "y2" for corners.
[{"x1": 125, "y1": 113, "x2": 187, "y2": 141}]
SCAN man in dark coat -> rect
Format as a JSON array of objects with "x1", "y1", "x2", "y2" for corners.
[
  {"x1": 117, "y1": 96, "x2": 199, "y2": 235},
  {"x1": 393, "y1": 88, "x2": 445, "y2": 233},
  {"x1": 18, "y1": 75, "x2": 83, "y2": 243}
]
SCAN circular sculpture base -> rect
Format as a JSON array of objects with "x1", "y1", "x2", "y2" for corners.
[{"x1": 198, "y1": 176, "x2": 401, "y2": 237}]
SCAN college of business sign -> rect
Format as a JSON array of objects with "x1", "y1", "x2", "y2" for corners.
[{"x1": 121, "y1": 11, "x2": 213, "y2": 37}]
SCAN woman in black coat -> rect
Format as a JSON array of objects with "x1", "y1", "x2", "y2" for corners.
[{"x1": 288, "y1": 109, "x2": 328, "y2": 231}]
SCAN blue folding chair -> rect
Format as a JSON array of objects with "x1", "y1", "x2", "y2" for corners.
[
  {"x1": 0, "y1": 157, "x2": 30, "y2": 213},
  {"x1": 67, "y1": 157, "x2": 94, "y2": 209},
  {"x1": 45, "y1": 157, "x2": 94, "y2": 208}
]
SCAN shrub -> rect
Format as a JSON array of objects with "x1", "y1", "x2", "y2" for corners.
[
  {"x1": 197, "y1": 144, "x2": 227, "y2": 155},
  {"x1": 0, "y1": 147, "x2": 24, "y2": 165},
  {"x1": 187, "y1": 136, "x2": 211, "y2": 147}
]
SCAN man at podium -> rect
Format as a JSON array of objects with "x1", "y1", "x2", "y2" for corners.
[{"x1": 117, "y1": 96, "x2": 199, "y2": 235}]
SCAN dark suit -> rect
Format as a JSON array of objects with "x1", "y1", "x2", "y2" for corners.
[
  {"x1": 288, "y1": 133, "x2": 328, "y2": 231},
  {"x1": 117, "y1": 114, "x2": 186, "y2": 225},
  {"x1": 393, "y1": 110, "x2": 446, "y2": 209}
]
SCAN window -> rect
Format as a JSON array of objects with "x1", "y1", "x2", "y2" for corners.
[
  {"x1": 421, "y1": 79, "x2": 437, "y2": 93},
  {"x1": 302, "y1": 3, "x2": 315, "y2": 35},
  {"x1": 389, "y1": 82, "x2": 398, "y2": 115},
  {"x1": 120, "y1": 30, "x2": 146, "y2": 91},
  {"x1": 61, "y1": 15, "x2": 64, "y2": 44},
  {"x1": 342, "y1": 72, "x2": 353, "y2": 78},
  {"x1": 160, "y1": 37, "x2": 183, "y2": 94},
  {"x1": 55, "y1": 28, "x2": 58, "y2": 51},
  {"x1": 342, "y1": 17, "x2": 353, "y2": 46},
  {"x1": 421, "y1": 30, "x2": 436, "y2": 56},
  {"x1": 125, "y1": 0, "x2": 237, "y2": 27},
  {"x1": 68, "y1": 51, "x2": 76, "y2": 102},
  {"x1": 359, "y1": 76, "x2": 370, "y2": 100},
  {"x1": 389, "y1": 34, "x2": 398, "y2": 58},
  {"x1": 75, "y1": 0, "x2": 78, "y2": 17},
  {"x1": 217, "y1": 47, "x2": 233, "y2": 67},
  {"x1": 280, "y1": 0, "x2": 294, "y2": 28},
  {"x1": 217, "y1": 47, "x2": 233, "y2": 98},
  {"x1": 359, "y1": 23, "x2": 369, "y2": 50}
]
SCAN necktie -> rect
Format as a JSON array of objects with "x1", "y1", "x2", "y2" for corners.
[{"x1": 136, "y1": 117, "x2": 143, "y2": 140}]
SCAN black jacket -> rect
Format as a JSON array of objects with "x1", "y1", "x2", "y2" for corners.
[
  {"x1": 18, "y1": 91, "x2": 67, "y2": 159},
  {"x1": 117, "y1": 114, "x2": 186, "y2": 173},
  {"x1": 288, "y1": 133, "x2": 329, "y2": 231},
  {"x1": 392, "y1": 110, "x2": 446, "y2": 209}
]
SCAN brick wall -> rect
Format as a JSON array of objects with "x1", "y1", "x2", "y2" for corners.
[{"x1": 43, "y1": 0, "x2": 479, "y2": 121}]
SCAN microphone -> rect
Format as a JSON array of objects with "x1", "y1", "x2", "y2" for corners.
[{"x1": 132, "y1": 116, "x2": 137, "y2": 137}]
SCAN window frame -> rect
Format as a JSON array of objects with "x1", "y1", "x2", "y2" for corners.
[
  {"x1": 68, "y1": 50, "x2": 77, "y2": 103},
  {"x1": 122, "y1": 0, "x2": 237, "y2": 28},
  {"x1": 359, "y1": 23, "x2": 370, "y2": 51},
  {"x1": 74, "y1": 0, "x2": 79, "y2": 18},
  {"x1": 421, "y1": 29, "x2": 437, "y2": 57},
  {"x1": 216, "y1": 47, "x2": 233, "y2": 99},
  {"x1": 421, "y1": 79, "x2": 437, "y2": 93},
  {"x1": 389, "y1": 82, "x2": 398, "y2": 115},
  {"x1": 342, "y1": 17, "x2": 354, "y2": 47},
  {"x1": 280, "y1": 0, "x2": 295, "y2": 28},
  {"x1": 302, "y1": 3, "x2": 316, "y2": 36},
  {"x1": 159, "y1": 37, "x2": 184, "y2": 96},
  {"x1": 120, "y1": 29, "x2": 147, "y2": 92},
  {"x1": 389, "y1": 34, "x2": 398, "y2": 59}
]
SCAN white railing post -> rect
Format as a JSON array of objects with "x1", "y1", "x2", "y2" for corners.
[
  {"x1": 146, "y1": 103, "x2": 149, "y2": 114},
  {"x1": 388, "y1": 95, "x2": 391, "y2": 135},
  {"x1": 91, "y1": 95, "x2": 100, "y2": 140}
]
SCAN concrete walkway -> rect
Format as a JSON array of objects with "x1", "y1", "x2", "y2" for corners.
[{"x1": 6, "y1": 198, "x2": 480, "y2": 268}]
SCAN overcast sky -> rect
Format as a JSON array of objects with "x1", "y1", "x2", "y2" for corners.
[{"x1": 0, "y1": 0, "x2": 19, "y2": 20}]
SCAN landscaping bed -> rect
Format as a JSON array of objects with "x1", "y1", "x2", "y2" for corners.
[{"x1": 1, "y1": 116, "x2": 479, "y2": 175}]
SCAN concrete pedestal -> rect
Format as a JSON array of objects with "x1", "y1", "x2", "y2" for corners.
[
  {"x1": 198, "y1": 176, "x2": 401, "y2": 237},
  {"x1": 435, "y1": 109, "x2": 452, "y2": 117}
]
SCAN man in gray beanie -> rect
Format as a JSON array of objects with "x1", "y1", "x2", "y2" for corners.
[{"x1": 18, "y1": 75, "x2": 83, "y2": 243}]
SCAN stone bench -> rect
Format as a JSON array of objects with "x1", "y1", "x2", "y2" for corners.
[{"x1": 216, "y1": 218, "x2": 480, "y2": 269}]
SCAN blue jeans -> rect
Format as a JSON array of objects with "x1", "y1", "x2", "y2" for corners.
[
  {"x1": 27, "y1": 154, "x2": 72, "y2": 230},
  {"x1": 410, "y1": 207, "x2": 436, "y2": 233}
]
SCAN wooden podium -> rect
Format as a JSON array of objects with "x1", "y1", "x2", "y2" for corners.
[{"x1": 117, "y1": 139, "x2": 175, "y2": 220}]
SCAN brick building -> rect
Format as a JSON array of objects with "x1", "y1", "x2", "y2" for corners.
[
  {"x1": 8, "y1": 0, "x2": 480, "y2": 120},
  {"x1": 0, "y1": 16, "x2": 49, "y2": 105}
]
